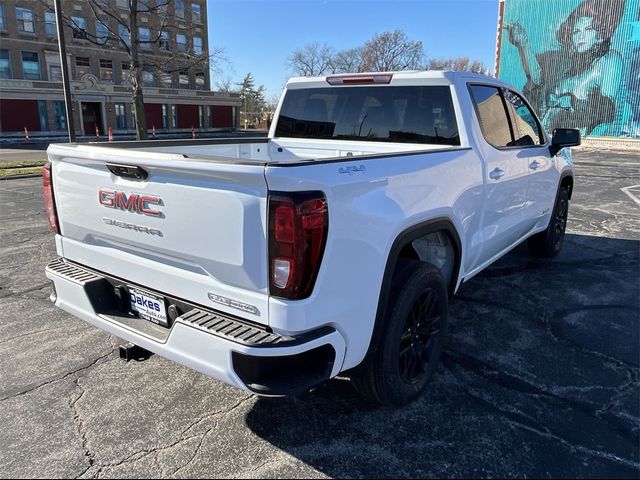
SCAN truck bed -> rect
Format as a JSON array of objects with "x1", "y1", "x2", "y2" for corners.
[{"x1": 74, "y1": 136, "x2": 459, "y2": 166}]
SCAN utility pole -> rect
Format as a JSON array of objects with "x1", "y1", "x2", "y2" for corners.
[{"x1": 54, "y1": 0, "x2": 76, "y2": 142}]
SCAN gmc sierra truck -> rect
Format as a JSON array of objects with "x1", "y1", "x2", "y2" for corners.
[{"x1": 44, "y1": 71, "x2": 580, "y2": 405}]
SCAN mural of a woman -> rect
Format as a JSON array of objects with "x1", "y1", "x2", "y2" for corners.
[{"x1": 504, "y1": 0, "x2": 625, "y2": 136}]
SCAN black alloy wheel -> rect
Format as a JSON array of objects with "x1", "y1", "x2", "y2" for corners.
[
  {"x1": 398, "y1": 288, "x2": 443, "y2": 384},
  {"x1": 351, "y1": 261, "x2": 449, "y2": 406},
  {"x1": 528, "y1": 186, "x2": 570, "y2": 258},
  {"x1": 552, "y1": 190, "x2": 569, "y2": 250}
]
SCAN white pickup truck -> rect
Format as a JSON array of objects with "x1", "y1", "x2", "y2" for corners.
[{"x1": 44, "y1": 71, "x2": 580, "y2": 405}]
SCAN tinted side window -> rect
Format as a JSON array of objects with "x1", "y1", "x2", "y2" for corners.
[
  {"x1": 503, "y1": 90, "x2": 544, "y2": 146},
  {"x1": 275, "y1": 86, "x2": 460, "y2": 146},
  {"x1": 469, "y1": 85, "x2": 512, "y2": 148}
]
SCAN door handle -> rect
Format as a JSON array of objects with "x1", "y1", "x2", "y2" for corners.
[
  {"x1": 529, "y1": 160, "x2": 540, "y2": 170},
  {"x1": 489, "y1": 167, "x2": 505, "y2": 180}
]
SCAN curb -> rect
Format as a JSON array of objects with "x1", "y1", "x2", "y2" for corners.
[{"x1": 0, "y1": 173, "x2": 43, "y2": 180}]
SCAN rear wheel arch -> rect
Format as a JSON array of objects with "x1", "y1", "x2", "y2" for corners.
[{"x1": 350, "y1": 218, "x2": 462, "y2": 374}]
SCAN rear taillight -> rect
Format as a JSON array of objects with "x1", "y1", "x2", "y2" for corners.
[
  {"x1": 42, "y1": 161, "x2": 60, "y2": 234},
  {"x1": 268, "y1": 191, "x2": 328, "y2": 300}
]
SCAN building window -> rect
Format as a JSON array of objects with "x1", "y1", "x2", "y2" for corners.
[
  {"x1": 16, "y1": 7, "x2": 35, "y2": 33},
  {"x1": 157, "y1": 0, "x2": 169, "y2": 15},
  {"x1": 192, "y1": 3, "x2": 202, "y2": 23},
  {"x1": 179, "y1": 70, "x2": 189, "y2": 89},
  {"x1": 45, "y1": 52, "x2": 62, "y2": 81},
  {"x1": 175, "y1": 0, "x2": 185, "y2": 19},
  {"x1": 45, "y1": 12, "x2": 57, "y2": 38},
  {"x1": 118, "y1": 24, "x2": 130, "y2": 47},
  {"x1": 96, "y1": 21, "x2": 109, "y2": 45},
  {"x1": 49, "y1": 65, "x2": 62, "y2": 81},
  {"x1": 99, "y1": 59, "x2": 113, "y2": 82},
  {"x1": 162, "y1": 104, "x2": 169, "y2": 128},
  {"x1": 75, "y1": 56, "x2": 90, "y2": 79},
  {"x1": 0, "y1": 50, "x2": 11, "y2": 79},
  {"x1": 115, "y1": 103, "x2": 127, "y2": 129},
  {"x1": 0, "y1": 5, "x2": 5, "y2": 31},
  {"x1": 139, "y1": 27, "x2": 151, "y2": 49},
  {"x1": 71, "y1": 16, "x2": 87, "y2": 39},
  {"x1": 137, "y1": 0, "x2": 150, "y2": 12},
  {"x1": 22, "y1": 52, "x2": 41, "y2": 80},
  {"x1": 160, "y1": 69, "x2": 172, "y2": 87},
  {"x1": 195, "y1": 72, "x2": 205, "y2": 90},
  {"x1": 38, "y1": 101, "x2": 49, "y2": 131},
  {"x1": 53, "y1": 101, "x2": 67, "y2": 131},
  {"x1": 121, "y1": 62, "x2": 131, "y2": 84},
  {"x1": 142, "y1": 68, "x2": 154, "y2": 87},
  {"x1": 176, "y1": 34, "x2": 187, "y2": 53},
  {"x1": 193, "y1": 36, "x2": 203, "y2": 55},
  {"x1": 159, "y1": 31, "x2": 170, "y2": 51},
  {"x1": 116, "y1": 0, "x2": 128, "y2": 9}
]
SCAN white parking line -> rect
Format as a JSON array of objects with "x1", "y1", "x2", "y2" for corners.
[{"x1": 621, "y1": 185, "x2": 640, "y2": 207}]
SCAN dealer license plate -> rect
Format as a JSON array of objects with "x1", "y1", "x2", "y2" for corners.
[{"x1": 129, "y1": 287, "x2": 168, "y2": 327}]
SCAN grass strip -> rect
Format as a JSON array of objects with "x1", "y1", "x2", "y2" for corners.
[
  {"x1": 0, "y1": 159, "x2": 47, "y2": 169},
  {"x1": 0, "y1": 166, "x2": 43, "y2": 177}
]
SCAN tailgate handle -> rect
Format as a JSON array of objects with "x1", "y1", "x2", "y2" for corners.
[{"x1": 106, "y1": 163, "x2": 148, "y2": 180}]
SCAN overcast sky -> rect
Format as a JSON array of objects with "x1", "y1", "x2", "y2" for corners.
[{"x1": 207, "y1": 0, "x2": 500, "y2": 98}]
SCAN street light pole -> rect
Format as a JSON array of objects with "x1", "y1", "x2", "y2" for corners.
[{"x1": 54, "y1": 0, "x2": 76, "y2": 142}]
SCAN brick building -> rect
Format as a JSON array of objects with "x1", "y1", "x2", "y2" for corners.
[{"x1": 0, "y1": 0, "x2": 241, "y2": 137}]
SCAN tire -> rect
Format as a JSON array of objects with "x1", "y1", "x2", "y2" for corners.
[
  {"x1": 351, "y1": 262, "x2": 448, "y2": 406},
  {"x1": 528, "y1": 186, "x2": 570, "y2": 258}
]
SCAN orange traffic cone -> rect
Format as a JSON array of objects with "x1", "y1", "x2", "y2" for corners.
[
  {"x1": 108, "y1": 127, "x2": 113, "y2": 142},
  {"x1": 192, "y1": 126, "x2": 196, "y2": 139}
]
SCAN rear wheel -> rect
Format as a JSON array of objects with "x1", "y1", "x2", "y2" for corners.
[
  {"x1": 528, "y1": 186, "x2": 570, "y2": 258},
  {"x1": 351, "y1": 262, "x2": 448, "y2": 406}
]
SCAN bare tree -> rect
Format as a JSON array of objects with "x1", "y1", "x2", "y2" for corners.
[
  {"x1": 287, "y1": 41, "x2": 335, "y2": 76},
  {"x1": 426, "y1": 57, "x2": 487, "y2": 73},
  {"x1": 215, "y1": 74, "x2": 237, "y2": 93},
  {"x1": 286, "y1": 30, "x2": 486, "y2": 78},
  {"x1": 360, "y1": 29, "x2": 424, "y2": 72},
  {"x1": 40, "y1": 0, "x2": 221, "y2": 140},
  {"x1": 332, "y1": 47, "x2": 366, "y2": 73}
]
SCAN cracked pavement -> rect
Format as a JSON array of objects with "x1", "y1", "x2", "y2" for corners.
[{"x1": 0, "y1": 149, "x2": 638, "y2": 478}]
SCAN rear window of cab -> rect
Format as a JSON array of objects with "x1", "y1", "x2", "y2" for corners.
[{"x1": 275, "y1": 86, "x2": 460, "y2": 146}]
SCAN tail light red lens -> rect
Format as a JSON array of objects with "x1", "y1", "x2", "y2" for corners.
[
  {"x1": 268, "y1": 191, "x2": 328, "y2": 300},
  {"x1": 42, "y1": 161, "x2": 60, "y2": 234}
]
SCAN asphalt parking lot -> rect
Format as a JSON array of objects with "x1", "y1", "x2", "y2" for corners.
[{"x1": 0, "y1": 149, "x2": 638, "y2": 478}]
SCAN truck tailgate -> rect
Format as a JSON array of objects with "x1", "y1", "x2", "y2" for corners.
[{"x1": 48, "y1": 144, "x2": 269, "y2": 325}]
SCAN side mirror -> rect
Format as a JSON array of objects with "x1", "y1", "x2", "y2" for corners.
[{"x1": 550, "y1": 128, "x2": 581, "y2": 157}]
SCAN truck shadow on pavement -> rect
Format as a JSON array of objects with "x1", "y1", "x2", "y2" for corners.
[{"x1": 244, "y1": 233, "x2": 639, "y2": 478}]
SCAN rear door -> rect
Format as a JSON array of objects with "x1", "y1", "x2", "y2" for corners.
[
  {"x1": 468, "y1": 84, "x2": 531, "y2": 263},
  {"x1": 48, "y1": 144, "x2": 270, "y2": 325}
]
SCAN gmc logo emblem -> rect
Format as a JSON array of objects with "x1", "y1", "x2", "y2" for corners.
[{"x1": 98, "y1": 189, "x2": 162, "y2": 217}]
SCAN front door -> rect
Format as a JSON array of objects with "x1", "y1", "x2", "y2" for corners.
[
  {"x1": 503, "y1": 89, "x2": 557, "y2": 228},
  {"x1": 81, "y1": 102, "x2": 103, "y2": 136}
]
